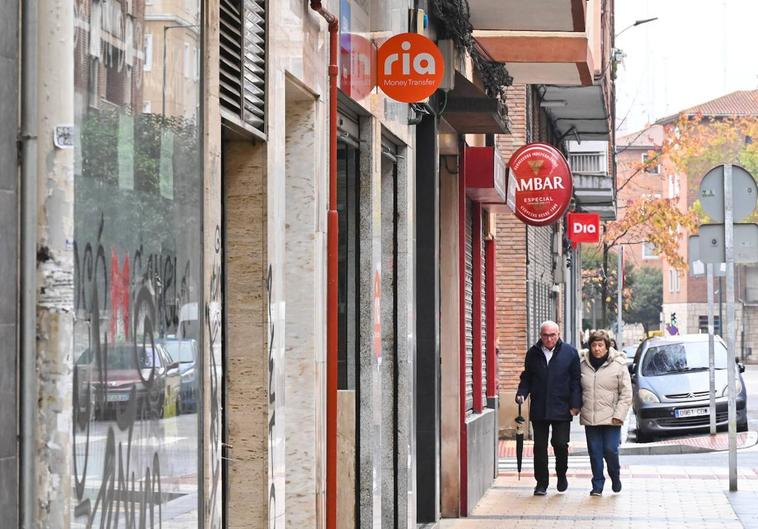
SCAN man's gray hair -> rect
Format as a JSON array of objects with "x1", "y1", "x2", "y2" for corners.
[{"x1": 540, "y1": 320, "x2": 560, "y2": 333}]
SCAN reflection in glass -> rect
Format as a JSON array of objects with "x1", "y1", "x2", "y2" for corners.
[
  {"x1": 73, "y1": 0, "x2": 202, "y2": 526},
  {"x1": 641, "y1": 342, "x2": 728, "y2": 377}
]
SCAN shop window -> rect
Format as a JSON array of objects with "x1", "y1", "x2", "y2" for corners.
[
  {"x1": 698, "y1": 315, "x2": 721, "y2": 335},
  {"x1": 73, "y1": 0, "x2": 204, "y2": 526},
  {"x1": 337, "y1": 136, "x2": 360, "y2": 390}
]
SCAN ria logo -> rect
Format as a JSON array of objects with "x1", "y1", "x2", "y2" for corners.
[
  {"x1": 377, "y1": 33, "x2": 443, "y2": 103},
  {"x1": 383, "y1": 40, "x2": 437, "y2": 76}
]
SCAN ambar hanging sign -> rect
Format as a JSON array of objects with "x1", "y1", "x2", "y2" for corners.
[
  {"x1": 507, "y1": 143, "x2": 573, "y2": 226},
  {"x1": 377, "y1": 33, "x2": 443, "y2": 103}
]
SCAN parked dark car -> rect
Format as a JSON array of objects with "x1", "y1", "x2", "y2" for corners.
[
  {"x1": 159, "y1": 337, "x2": 199, "y2": 413},
  {"x1": 75, "y1": 342, "x2": 181, "y2": 419},
  {"x1": 630, "y1": 334, "x2": 747, "y2": 442}
]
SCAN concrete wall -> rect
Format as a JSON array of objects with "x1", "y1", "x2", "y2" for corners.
[{"x1": 0, "y1": 0, "x2": 18, "y2": 525}]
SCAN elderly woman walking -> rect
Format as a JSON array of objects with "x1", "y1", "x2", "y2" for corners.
[{"x1": 580, "y1": 330, "x2": 632, "y2": 496}]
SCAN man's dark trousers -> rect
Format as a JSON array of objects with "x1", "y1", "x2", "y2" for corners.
[{"x1": 531, "y1": 420, "x2": 571, "y2": 488}]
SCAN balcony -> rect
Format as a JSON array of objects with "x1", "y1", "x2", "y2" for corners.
[
  {"x1": 568, "y1": 144, "x2": 616, "y2": 220},
  {"x1": 473, "y1": 31, "x2": 594, "y2": 86},
  {"x1": 469, "y1": 0, "x2": 594, "y2": 85},
  {"x1": 468, "y1": 0, "x2": 586, "y2": 32}
]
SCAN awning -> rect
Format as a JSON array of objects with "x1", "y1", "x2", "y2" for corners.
[
  {"x1": 440, "y1": 72, "x2": 510, "y2": 134},
  {"x1": 540, "y1": 85, "x2": 611, "y2": 141},
  {"x1": 468, "y1": 0, "x2": 586, "y2": 32}
]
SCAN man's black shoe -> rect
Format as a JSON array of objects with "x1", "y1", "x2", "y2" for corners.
[
  {"x1": 557, "y1": 475, "x2": 568, "y2": 492},
  {"x1": 589, "y1": 489, "x2": 602, "y2": 497},
  {"x1": 611, "y1": 478, "x2": 622, "y2": 493},
  {"x1": 533, "y1": 486, "x2": 547, "y2": 496}
]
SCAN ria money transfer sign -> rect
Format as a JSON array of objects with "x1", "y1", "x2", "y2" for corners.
[
  {"x1": 507, "y1": 143, "x2": 573, "y2": 226},
  {"x1": 377, "y1": 33, "x2": 443, "y2": 103}
]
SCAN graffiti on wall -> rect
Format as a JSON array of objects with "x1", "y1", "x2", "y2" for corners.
[
  {"x1": 207, "y1": 225, "x2": 223, "y2": 529},
  {"x1": 72, "y1": 214, "x2": 200, "y2": 527}
]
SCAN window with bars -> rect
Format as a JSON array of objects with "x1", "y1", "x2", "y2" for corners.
[{"x1": 220, "y1": 0, "x2": 266, "y2": 138}]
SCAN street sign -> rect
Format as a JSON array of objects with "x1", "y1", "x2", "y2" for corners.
[
  {"x1": 699, "y1": 164, "x2": 758, "y2": 223},
  {"x1": 377, "y1": 33, "x2": 443, "y2": 103},
  {"x1": 567, "y1": 212, "x2": 600, "y2": 246},
  {"x1": 688, "y1": 235, "x2": 727, "y2": 276},
  {"x1": 507, "y1": 143, "x2": 573, "y2": 226},
  {"x1": 698, "y1": 223, "x2": 758, "y2": 264}
]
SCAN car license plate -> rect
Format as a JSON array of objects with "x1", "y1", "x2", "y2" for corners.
[
  {"x1": 106, "y1": 392, "x2": 130, "y2": 402},
  {"x1": 675, "y1": 407, "x2": 709, "y2": 418}
]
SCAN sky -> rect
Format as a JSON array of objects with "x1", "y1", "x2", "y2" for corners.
[{"x1": 614, "y1": 0, "x2": 758, "y2": 136}]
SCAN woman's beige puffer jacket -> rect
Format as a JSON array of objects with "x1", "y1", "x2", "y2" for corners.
[{"x1": 579, "y1": 347, "x2": 633, "y2": 426}]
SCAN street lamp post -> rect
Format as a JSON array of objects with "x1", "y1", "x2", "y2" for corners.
[
  {"x1": 161, "y1": 23, "x2": 199, "y2": 118},
  {"x1": 615, "y1": 17, "x2": 659, "y2": 39}
]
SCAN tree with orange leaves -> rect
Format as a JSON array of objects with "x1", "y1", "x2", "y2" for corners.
[{"x1": 585, "y1": 112, "x2": 758, "y2": 326}]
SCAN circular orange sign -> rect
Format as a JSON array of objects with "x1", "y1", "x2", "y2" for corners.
[{"x1": 377, "y1": 33, "x2": 443, "y2": 103}]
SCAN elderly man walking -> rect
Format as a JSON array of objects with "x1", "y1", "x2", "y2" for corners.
[{"x1": 516, "y1": 320, "x2": 582, "y2": 496}]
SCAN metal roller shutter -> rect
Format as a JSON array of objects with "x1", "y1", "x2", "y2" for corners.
[
  {"x1": 465, "y1": 198, "x2": 474, "y2": 413},
  {"x1": 480, "y1": 213, "x2": 487, "y2": 409},
  {"x1": 220, "y1": 0, "x2": 266, "y2": 138}
]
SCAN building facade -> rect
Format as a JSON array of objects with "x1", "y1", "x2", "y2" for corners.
[{"x1": 3, "y1": 0, "x2": 617, "y2": 528}]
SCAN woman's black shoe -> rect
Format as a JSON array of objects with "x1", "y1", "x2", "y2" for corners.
[
  {"x1": 533, "y1": 486, "x2": 547, "y2": 496},
  {"x1": 611, "y1": 478, "x2": 622, "y2": 493},
  {"x1": 589, "y1": 489, "x2": 602, "y2": 496}
]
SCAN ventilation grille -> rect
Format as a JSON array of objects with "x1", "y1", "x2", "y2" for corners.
[{"x1": 220, "y1": 0, "x2": 265, "y2": 137}]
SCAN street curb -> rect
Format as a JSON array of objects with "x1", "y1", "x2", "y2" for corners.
[{"x1": 571, "y1": 431, "x2": 758, "y2": 456}]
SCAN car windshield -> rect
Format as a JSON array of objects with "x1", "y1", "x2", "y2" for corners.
[
  {"x1": 162, "y1": 340, "x2": 196, "y2": 363},
  {"x1": 76, "y1": 345, "x2": 162, "y2": 369},
  {"x1": 623, "y1": 347, "x2": 636, "y2": 359},
  {"x1": 641, "y1": 341, "x2": 728, "y2": 376}
]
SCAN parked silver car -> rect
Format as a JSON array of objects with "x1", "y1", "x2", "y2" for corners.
[{"x1": 631, "y1": 334, "x2": 747, "y2": 442}]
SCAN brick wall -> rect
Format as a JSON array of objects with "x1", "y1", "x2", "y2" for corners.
[{"x1": 494, "y1": 84, "x2": 528, "y2": 394}]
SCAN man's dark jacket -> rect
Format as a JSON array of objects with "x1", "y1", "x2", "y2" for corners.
[{"x1": 516, "y1": 339, "x2": 582, "y2": 422}]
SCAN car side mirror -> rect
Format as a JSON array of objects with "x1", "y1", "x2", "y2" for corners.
[
  {"x1": 169, "y1": 361, "x2": 180, "y2": 370},
  {"x1": 738, "y1": 362, "x2": 745, "y2": 374},
  {"x1": 628, "y1": 364, "x2": 635, "y2": 375}
]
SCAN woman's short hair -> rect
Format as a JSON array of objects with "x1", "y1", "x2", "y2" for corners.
[{"x1": 588, "y1": 330, "x2": 611, "y2": 349}]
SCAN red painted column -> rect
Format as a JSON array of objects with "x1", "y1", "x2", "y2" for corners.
[
  {"x1": 472, "y1": 203, "x2": 483, "y2": 413},
  {"x1": 486, "y1": 238, "x2": 497, "y2": 399},
  {"x1": 458, "y1": 152, "x2": 468, "y2": 516}
]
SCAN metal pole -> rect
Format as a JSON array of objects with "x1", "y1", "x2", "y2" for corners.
[
  {"x1": 20, "y1": 0, "x2": 38, "y2": 526},
  {"x1": 718, "y1": 276, "x2": 724, "y2": 337},
  {"x1": 707, "y1": 263, "x2": 716, "y2": 435},
  {"x1": 724, "y1": 164, "x2": 738, "y2": 491},
  {"x1": 617, "y1": 246, "x2": 624, "y2": 347}
]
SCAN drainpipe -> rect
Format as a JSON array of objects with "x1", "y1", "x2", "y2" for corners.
[
  {"x1": 309, "y1": 3, "x2": 338, "y2": 529},
  {"x1": 20, "y1": 0, "x2": 38, "y2": 526}
]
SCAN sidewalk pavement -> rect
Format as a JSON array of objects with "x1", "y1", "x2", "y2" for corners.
[
  {"x1": 499, "y1": 431, "x2": 758, "y2": 458},
  {"x1": 440, "y1": 473, "x2": 758, "y2": 529},
  {"x1": 448, "y1": 432, "x2": 758, "y2": 529}
]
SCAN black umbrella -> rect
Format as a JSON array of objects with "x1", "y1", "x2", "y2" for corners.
[{"x1": 515, "y1": 402, "x2": 526, "y2": 480}]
